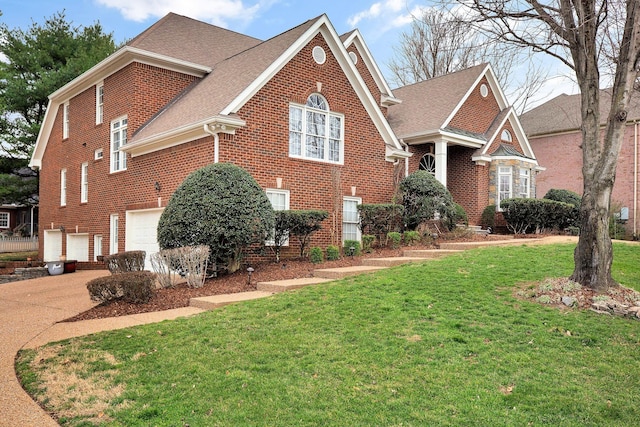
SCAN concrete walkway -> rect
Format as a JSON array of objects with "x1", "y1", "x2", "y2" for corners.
[{"x1": 0, "y1": 235, "x2": 584, "y2": 426}]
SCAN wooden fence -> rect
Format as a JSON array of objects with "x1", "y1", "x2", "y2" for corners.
[{"x1": 0, "y1": 236, "x2": 38, "y2": 253}]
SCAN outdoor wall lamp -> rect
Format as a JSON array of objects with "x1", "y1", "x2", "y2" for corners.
[{"x1": 247, "y1": 267, "x2": 255, "y2": 284}]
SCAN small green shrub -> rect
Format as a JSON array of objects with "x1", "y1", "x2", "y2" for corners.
[
  {"x1": 387, "y1": 232, "x2": 402, "y2": 248},
  {"x1": 343, "y1": 240, "x2": 361, "y2": 257},
  {"x1": 481, "y1": 205, "x2": 496, "y2": 229},
  {"x1": 449, "y1": 202, "x2": 468, "y2": 228},
  {"x1": 357, "y1": 204, "x2": 404, "y2": 243},
  {"x1": 104, "y1": 251, "x2": 146, "y2": 274},
  {"x1": 288, "y1": 210, "x2": 329, "y2": 257},
  {"x1": 402, "y1": 230, "x2": 420, "y2": 246},
  {"x1": 326, "y1": 245, "x2": 340, "y2": 261},
  {"x1": 309, "y1": 247, "x2": 324, "y2": 264},
  {"x1": 87, "y1": 271, "x2": 156, "y2": 304},
  {"x1": 362, "y1": 235, "x2": 375, "y2": 253}
]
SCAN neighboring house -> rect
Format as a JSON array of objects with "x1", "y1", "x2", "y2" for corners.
[
  {"x1": 29, "y1": 13, "x2": 540, "y2": 264},
  {"x1": 0, "y1": 204, "x2": 37, "y2": 236},
  {"x1": 521, "y1": 90, "x2": 640, "y2": 237}
]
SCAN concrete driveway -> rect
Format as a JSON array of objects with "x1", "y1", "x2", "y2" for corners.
[{"x1": 0, "y1": 270, "x2": 108, "y2": 427}]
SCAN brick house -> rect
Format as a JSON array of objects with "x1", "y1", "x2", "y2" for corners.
[
  {"x1": 387, "y1": 64, "x2": 543, "y2": 226},
  {"x1": 521, "y1": 90, "x2": 640, "y2": 237},
  {"x1": 29, "y1": 13, "x2": 540, "y2": 264}
]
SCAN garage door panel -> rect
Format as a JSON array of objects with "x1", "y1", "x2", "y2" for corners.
[
  {"x1": 43, "y1": 230, "x2": 62, "y2": 262},
  {"x1": 67, "y1": 234, "x2": 89, "y2": 262},
  {"x1": 125, "y1": 209, "x2": 164, "y2": 271}
]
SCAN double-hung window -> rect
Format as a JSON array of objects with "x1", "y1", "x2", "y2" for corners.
[
  {"x1": 519, "y1": 168, "x2": 530, "y2": 198},
  {"x1": 289, "y1": 94, "x2": 343, "y2": 163},
  {"x1": 111, "y1": 116, "x2": 127, "y2": 173},
  {"x1": 80, "y1": 162, "x2": 89, "y2": 203},
  {"x1": 60, "y1": 169, "x2": 67, "y2": 206},
  {"x1": 266, "y1": 189, "x2": 290, "y2": 246},
  {"x1": 96, "y1": 83, "x2": 104, "y2": 124},
  {"x1": 497, "y1": 166, "x2": 512, "y2": 210},
  {"x1": 63, "y1": 102, "x2": 70, "y2": 139},
  {"x1": 343, "y1": 197, "x2": 361, "y2": 243},
  {"x1": 0, "y1": 212, "x2": 9, "y2": 228}
]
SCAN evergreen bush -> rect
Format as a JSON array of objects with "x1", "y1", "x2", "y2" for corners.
[
  {"x1": 87, "y1": 271, "x2": 155, "y2": 304},
  {"x1": 326, "y1": 245, "x2": 340, "y2": 261},
  {"x1": 398, "y1": 171, "x2": 457, "y2": 231},
  {"x1": 343, "y1": 240, "x2": 361, "y2": 257},
  {"x1": 309, "y1": 247, "x2": 324, "y2": 264},
  {"x1": 387, "y1": 231, "x2": 402, "y2": 248},
  {"x1": 157, "y1": 163, "x2": 274, "y2": 274}
]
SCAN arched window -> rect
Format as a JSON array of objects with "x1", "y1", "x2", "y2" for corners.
[
  {"x1": 419, "y1": 153, "x2": 436, "y2": 175},
  {"x1": 289, "y1": 94, "x2": 343, "y2": 163},
  {"x1": 501, "y1": 129, "x2": 512, "y2": 142}
]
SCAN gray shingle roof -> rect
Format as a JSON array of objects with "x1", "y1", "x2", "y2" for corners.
[
  {"x1": 127, "y1": 13, "x2": 262, "y2": 68},
  {"x1": 130, "y1": 16, "x2": 319, "y2": 143},
  {"x1": 386, "y1": 64, "x2": 488, "y2": 138},
  {"x1": 520, "y1": 89, "x2": 640, "y2": 137}
]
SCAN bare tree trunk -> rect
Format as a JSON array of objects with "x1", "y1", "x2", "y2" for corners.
[{"x1": 571, "y1": 186, "x2": 617, "y2": 292}]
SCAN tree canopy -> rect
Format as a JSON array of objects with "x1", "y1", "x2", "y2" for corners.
[{"x1": 0, "y1": 10, "x2": 117, "y2": 159}]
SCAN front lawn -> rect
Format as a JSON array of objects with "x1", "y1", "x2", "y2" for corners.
[{"x1": 17, "y1": 243, "x2": 640, "y2": 426}]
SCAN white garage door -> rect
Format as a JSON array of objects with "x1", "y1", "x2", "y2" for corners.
[
  {"x1": 125, "y1": 208, "x2": 164, "y2": 271},
  {"x1": 67, "y1": 234, "x2": 89, "y2": 262},
  {"x1": 43, "y1": 229, "x2": 62, "y2": 262}
]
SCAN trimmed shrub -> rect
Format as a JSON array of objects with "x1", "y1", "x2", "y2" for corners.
[
  {"x1": 480, "y1": 205, "x2": 496, "y2": 229},
  {"x1": 309, "y1": 247, "x2": 324, "y2": 264},
  {"x1": 326, "y1": 245, "x2": 340, "y2": 261},
  {"x1": 104, "y1": 251, "x2": 146, "y2": 274},
  {"x1": 450, "y1": 203, "x2": 468, "y2": 228},
  {"x1": 544, "y1": 189, "x2": 581, "y2": 228},
  {"x1": 287, "y1": 210, "x2": 329, "y2": 258},
  {"x1": 387, "y1": 231, "x2": 402, "y2": 248},
  {"x1": 87, "y1": 271, "x2": 155, "y2": 304},
  {"x1": 398, "y1": 171, "x2": 457, "y2": 231},
  {"x1": 500, "y1": 198, "x2": 576, "y2": 234},
  {"x1": 357, "y1": 204, "x2": 404, "y2": 244},
  {"x1": 362, "y1": 234, "x2": 376, "y2": 253},
  {"x1": 157, "y1": 163, "x2": 274, "y2": 274},
  {"x1": 402, "y1": 230, "x2": 420, "y2": 246},
  {"x1": 343, "y1": 240, "x2": 361, "y2": 257},
  {"x1": 544, "y1": 189, "x2": 582, "y2": 206}
]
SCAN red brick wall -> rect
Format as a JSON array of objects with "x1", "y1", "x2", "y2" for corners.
[
  {"x1": 38, "y1": 33, "x2": 397, "y2": 261},
  {"x1": 38, "y1": 64, "x2": 200, "y2": 260},
  {"x1": 529, "y1": 124, "x2": 639, "y2": 234},
  {"x1": 446, "y1": 146, "x2": 489, "y2": 225},
  {"x1": 448, "y1": 77, "x2": 501, "y2": 134}
]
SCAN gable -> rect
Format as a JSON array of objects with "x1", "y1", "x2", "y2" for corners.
[{"x1": 447, "y1": 76, "x2": 502, "y2": 136}]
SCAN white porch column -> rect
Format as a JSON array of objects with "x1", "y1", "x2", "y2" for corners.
[{"x1": 435, "y1": 140, "x2": 447, "y2": 187}]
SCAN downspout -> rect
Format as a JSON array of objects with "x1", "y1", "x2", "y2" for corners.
[
  {"x1": 204, "y1": 124, "x2": 220, "y2": 163},
  {"x1": 400, "y1": 139, "x2": 409, "y2": 177},
  {"x1": 634, "y1": 121, "x2": 638, "y2": 238}
]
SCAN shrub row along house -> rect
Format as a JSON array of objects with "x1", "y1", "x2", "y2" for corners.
[
  {"x1": 29, "y1": 13, "x2": 542, "y2": 264},
  {"x1": 521, "y1": 90, "x2": 640, "y2": 238}
]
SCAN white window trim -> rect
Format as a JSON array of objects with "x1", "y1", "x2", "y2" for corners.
[
  {"x1": 96, "y1": 83, "x2": 104, "y2": 125},
  {"x1": 60, "y1": 169, "x2": 67, "y2": 206},
  {"x1": 0, "y1": 212, "x2": 9, "y2": 228},
  {"x1": 266, "y1": 189, "x2": 290, "y2": 246},
  {"x1": 94, "y1": 234, "x2": 103, "y2": 261},
  {"x1": 109, "y1": 214, "x2": 119, "y2": 254},
  {"x1": 342, "y1": 196, "x2": 362, "y2": 243},
  {"x1": 289, "y1": 95, "x2": 345, "y2": 165},
  {"x1": 497, "y1": 166, "x2": 512, "y2": 211},
  {"x1": 110, "y1": 116, "x2": 127, "y2": 173},
  {"x1": 63, "y1": 102, "x2": 70, "y2": 139},
  {"x1": 80, "y1": 162, "x2": 88, "y2": 203},
  {"x1": 94, "y1": 148, "x2": 103, "y2": 160},
  {"x1": 519, "y1": 168, "x2": 530, "y2": 198}
]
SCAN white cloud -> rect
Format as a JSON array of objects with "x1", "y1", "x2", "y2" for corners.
[
  {"x1": 95, "y1": 0, "x2": 271, "y2": 27},
  {"x1": 347, "y1": 0, "x2": 411, "y2": 27}
]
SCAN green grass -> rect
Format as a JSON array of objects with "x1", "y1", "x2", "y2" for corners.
[
  {"x1": 0, "y1": 250, "x2": 38, "y2": 261},
  {"x1": 17, "y1": 243, "x2": 640, "y2": 426}
]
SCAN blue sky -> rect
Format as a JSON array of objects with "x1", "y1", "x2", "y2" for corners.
[{"x1": 1, "y1": 0, "x2": 576, "y2": 107}]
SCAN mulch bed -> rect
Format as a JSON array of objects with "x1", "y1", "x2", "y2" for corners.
[{"x1": 63, "y1": 233, "x2": 511, "y2": 322}]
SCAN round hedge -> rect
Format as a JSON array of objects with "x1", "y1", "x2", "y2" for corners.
[
  {"x1": 157, "y1": 163, "x2": 274, "y2": 273},
  {"x1": 398, "y1": 170, "x2": 456, "y2": 230}
]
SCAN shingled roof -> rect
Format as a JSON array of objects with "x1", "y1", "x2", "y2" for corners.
[
  {"x1": 130, "y1": 16, "x2": 318, "y2": 143},
  {"x1": 127, "y1": 13, "x2": 262, "y2": 68},
  {"x1": 521, "y1": 89, "x2": 640, "y2": 137},
  {"x1": 387, "y1": 64, "x2": 489, "y2": 138}
]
